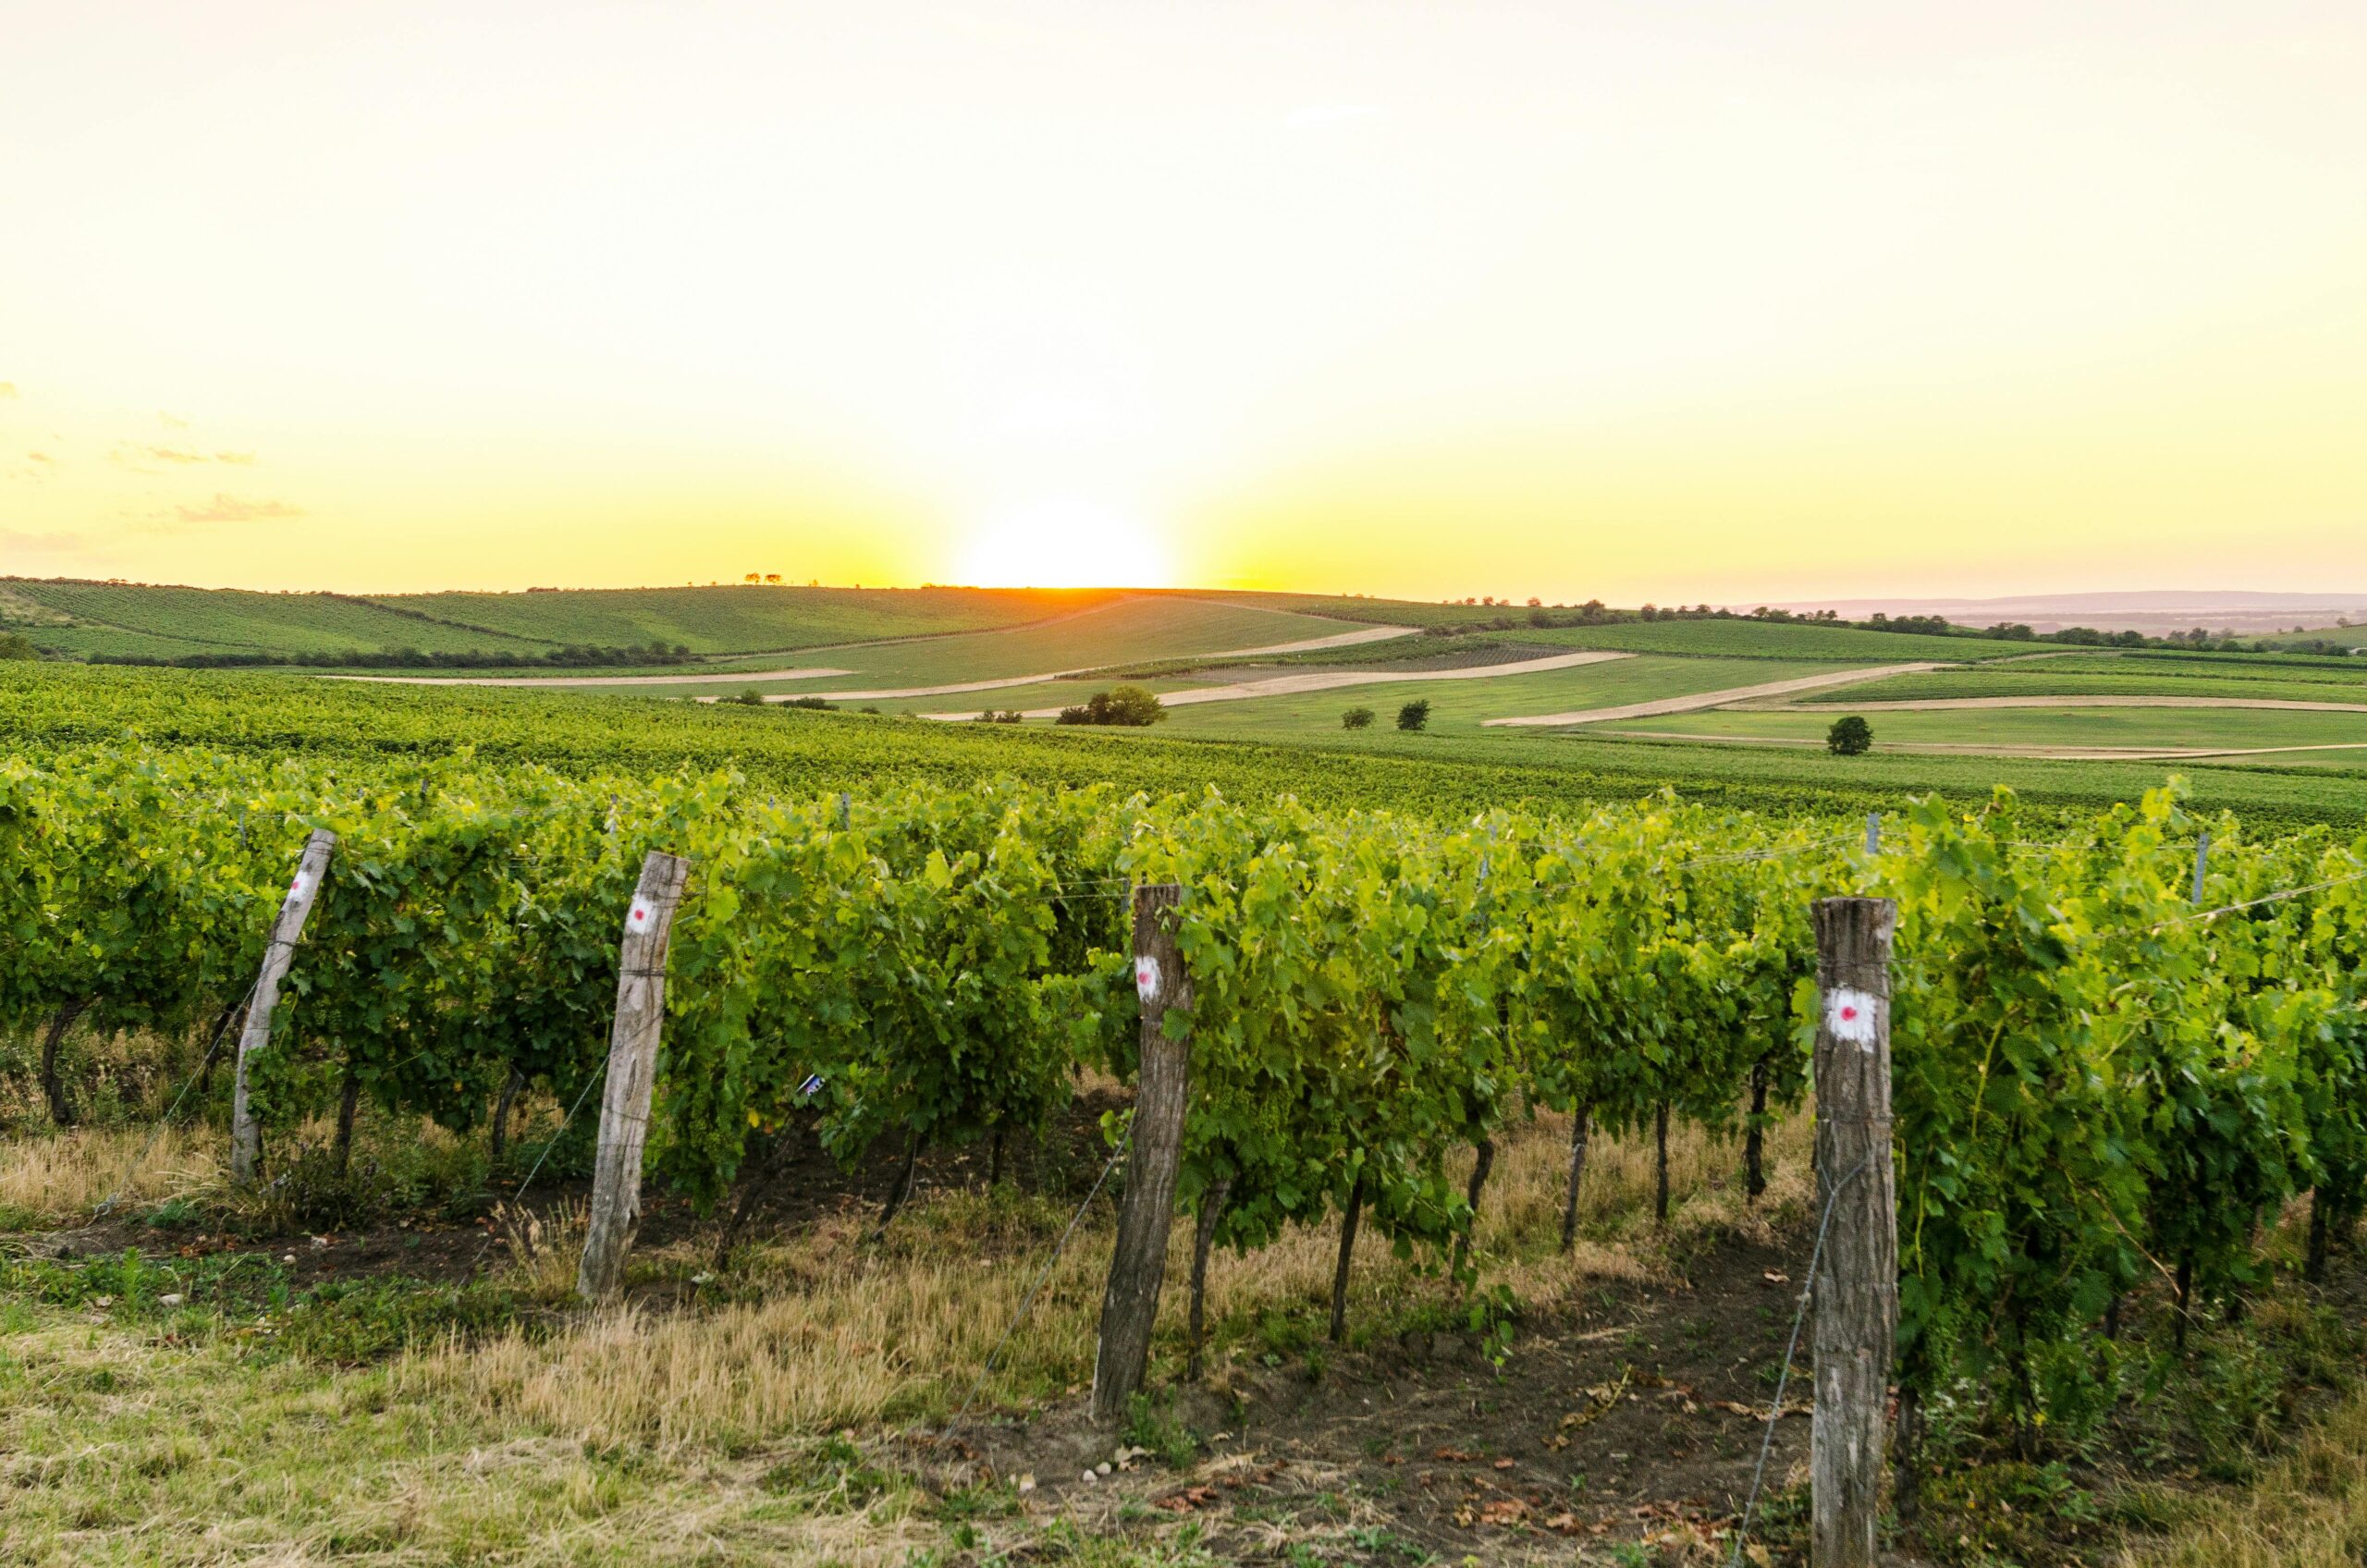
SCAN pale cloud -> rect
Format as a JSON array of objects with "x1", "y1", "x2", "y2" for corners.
[
  {"x1": 173, "y1": 493, "x2": 304, "y2": 524},
  {"x1": 0, "y1": 528, "x2": 83, "y2": 554},
  {"x1": 1282, "y1": 104, "x2": 1380, "y2": 129},
  {"x1": 27, "y1": 451, "x2": 55, "y2": 464},
  {"x1": 111, "y1": 441, "x2": 250, "y2": 469},
  {"x1": 159, "y1": 410, "x2": 188, "y2": 428},
  {"x1": 0, "y1": 383, "x2": 18, "y2": 399}
]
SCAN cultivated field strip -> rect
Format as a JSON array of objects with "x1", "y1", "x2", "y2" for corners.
[
  {"x1": 1482, "y1": 662, "x2": 1947, "y2": 728},
  {"x1": 926, "y1": 649, "x2": 1634, "y2": 720},
  {"x1": 1775, "y1": 693, "x2": 2367, "y2": 714}
]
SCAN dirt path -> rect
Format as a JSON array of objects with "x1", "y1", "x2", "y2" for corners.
[
  {"x1": 1482, "y1": 662, "x2": 1946, "y2": 729},
  {"x1": 922, "y1": 650, "x2": 1635, "y2": 720},
  {"x1": 1772, "y1": 693, "x2": 2367, "y2": 714},
  {"x1": 937, "y1": 1234, "x2": 1810, "y2": 1563}
]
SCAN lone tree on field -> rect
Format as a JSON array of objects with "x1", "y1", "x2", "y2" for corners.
[
  {"x1": 1341, "y1": 705, "x2": 1375, "y2": 730},
  {"x1": 1054, "y1": 684, "x2": 1168, "y2": 727},
  {"x1": 1396, "y1": 699, "x2": 1431, "y2": 732},
  {"x1": 1827, "y1": 715, "x2": 1874, "y2": 755}
]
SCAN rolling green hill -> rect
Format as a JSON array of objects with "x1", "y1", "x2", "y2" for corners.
[
  {"x1": 350, "y1": 596, "x2": 1382, "y2": 696},
  {"x1": 0, "y1": 580, "x2": 1125, "y2": 663},
  {"x1": 352, "y1": 584, "x2": 1120, "y2": 655},
  {"x1": 8, "y1": 582, "x2": 531, "y2": 656}
]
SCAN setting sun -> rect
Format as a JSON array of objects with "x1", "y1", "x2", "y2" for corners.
[
  {"x1": 3, "y1": 3, "x2": 2362, "y2": 601},
  {"x1": 951, "y1": 498, "x2": 1175, "y2": 590}
]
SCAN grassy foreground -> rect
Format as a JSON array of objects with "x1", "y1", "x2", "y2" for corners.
[
  {"x1": 4, "y1": 1096, "x2": 2363, "y2": 1566},
  {"x1": 0, "y1": 1109, "x2": 1780, "y2": 1566}
]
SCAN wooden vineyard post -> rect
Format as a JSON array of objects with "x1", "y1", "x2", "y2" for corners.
[
  {"x1": 229, "y1": 828, "x2": 337, "y2": 1183},
  {"x1": 577, "y1": 851, "x2": 692, "y2": 1303},
  {"x1": 1091, "y1": 883, "x2": 1192, "y2": 1424},
  {"x1": 1810, "y1": 897, "x2": 1898, "y2": 1568}
]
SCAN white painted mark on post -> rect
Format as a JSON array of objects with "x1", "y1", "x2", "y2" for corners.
[
  {"x1": 1825, "y1": 986, "x2": 1879, "y2": 1047},
  {"x1": 285, "y1": 871, "x2": 313, "y2": 907},
  {"x1": 1134, "y1": 955, "x2": 1161, "y2": 1004},
  {"x1": 626, "y1": 895, "x2": 654, "y2": 935}
]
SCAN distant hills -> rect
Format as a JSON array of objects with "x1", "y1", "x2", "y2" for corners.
[{"x1": 1769, "y1": 591, "x2": 2367, "y2": 638}]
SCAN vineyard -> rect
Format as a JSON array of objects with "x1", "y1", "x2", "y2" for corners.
[{"x1": 8, "y1": 741, "x2": 2367, "y2": 1503}]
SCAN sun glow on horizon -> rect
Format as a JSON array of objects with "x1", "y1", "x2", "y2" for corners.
[
  {"x1": 950, "y1": 499, "x2": 1176, "y2": 591},
  {"x1": 3, "y1": 2, "x2": 2362, "y2": 600}
]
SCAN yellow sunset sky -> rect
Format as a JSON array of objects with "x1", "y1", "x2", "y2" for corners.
[{"x1": 3, "y1": 2, "x2": 2362, "y2": 602}]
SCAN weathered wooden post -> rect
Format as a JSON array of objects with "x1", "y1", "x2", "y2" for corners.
[
  {"x1": 230, "y1": 828, "x2": 337, "y2": 1183},
  {"x1": 1810, "y1": 896, "x2": 1898, "y2": 1568},
  {"x1": 1091, "y1": 883, "x2": 1192, "y2": 1423},
  {"x1": 577, "y1": 851, "x2": 691, "y2": 1303}
]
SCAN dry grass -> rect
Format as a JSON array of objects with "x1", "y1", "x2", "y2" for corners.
[
  {"x1": 494, "y1": 1197, "x2": 589, "y2": 1300},
  {"x1": 0, "y1": 1098, "x2": 1817, "y2": 1562},
  {"x1": 2127, "y1": 1389, "x2": 2367, "y2": 1567},
  {"x1": 397, "y1": 1107, "x2": 1815, "y2": 1454},
  {"x1": 0, "y1": 1120, "x2": 224, "y2": 1220}
]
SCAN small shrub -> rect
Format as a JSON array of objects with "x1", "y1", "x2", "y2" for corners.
[
  {"x1": 1341, "y1": 706, "x2": 1375, "y2": 730},
  {"x1": 780, "y1": 696, "x2": 832, "y2": 711},
  {"x1": 1395, "y1": 699, "x2": 1430, "y2": 732},
  {"x1": 1053, "y1": 685, "x2": 1166, "y2": 727},
  {"x1": 1122, "y1": 1392, "x2": 1200, "y2": 1467},
  {"x1": 1826, "y1": 715, "x2": 1873, "y2": 755},
  {"x1": 252, "y1": 1144, "x2": 392, "y2": 1232},
  {"x1": 142, "y1": 1197, "x2": 203, "y2": 1231}
]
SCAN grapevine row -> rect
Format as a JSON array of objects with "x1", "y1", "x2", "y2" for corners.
[{"x1": 3, "y1": 746, "x2": 2363, "y2": 1439}]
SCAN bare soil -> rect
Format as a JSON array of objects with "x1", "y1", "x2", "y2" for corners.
[{"x1": 928, "y1": 1233, "x2": 1818, "y2": 1563}]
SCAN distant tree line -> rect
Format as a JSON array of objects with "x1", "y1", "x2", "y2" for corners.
[{"x1": 1440, "y1": 597, "x2": 2358, "y2": 658}]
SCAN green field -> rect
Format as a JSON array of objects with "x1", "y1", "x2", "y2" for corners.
[
  {"x1": 1596, "y1": 704, "x2": 2367, "y2": 759},
  {"x1": 8, "y1": 582, "x2": 542, "y2": 656},
  {"x1": 1139, "y1": 655, "x2": 1852, "y2": 736},
  {"x1": 1807, "y1": 667, "x2": 2367, "y2": 705},
  {"x1": 11, "y1": 662, "x2": 2367, "y2": 827},
  {"x1": 1, "y1": 580, "x2": 1125, "y2": 662},
  {"x1": 865, "y1": 655, "x2": 1845, "y2": 724},
  {"x1": 353, "y1": 584, "x2": 1113, "y2": 655},
  {"x1": 1511, "y1": 619, "x2": 2031, "y2": 662},
  {"x1": 2255, "y1": 621, "x2": 2367, "y2": 650},
  {"x1": 0, "y1": 580, "x2": 1508, "y2": 667},
  {"x1": 1141, "y1": 589, "x2": 1578, "y2": 630},
  {"x1": 520, "y1": 596, "x2": 1377, "y2": 694},
  {"x1": 2030, "y1": 648, "x2": 2367, "y2": 680}
]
